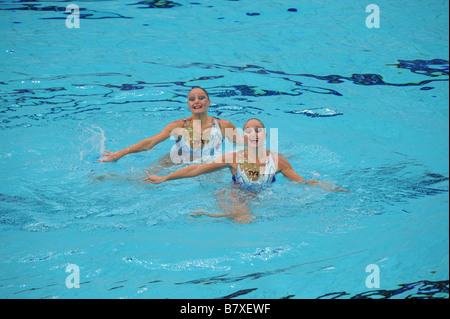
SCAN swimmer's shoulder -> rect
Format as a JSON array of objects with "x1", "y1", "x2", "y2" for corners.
[
  {"x1": 216, "y1": 117, "x2": 236, "y2": 129},
  {"x1": 270, "y1": 152, "x2": 291, "y2": 172},
  {"x1": 269, "y1": 151, "x2": 286, "y2": 161},
  {"x1": 159, "y1": 118, "x2": 191, "y2": 138},
  {"x1": 165, "y1": 117, "x2": 191, "y2": 129}
]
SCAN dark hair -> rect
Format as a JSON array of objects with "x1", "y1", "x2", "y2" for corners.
[
  {"x1": 189, "y1": 86, "x2": 209, "y2": 100},
  {"x1": 244, "y1": 118, "x2": 265, "y2": 128}
]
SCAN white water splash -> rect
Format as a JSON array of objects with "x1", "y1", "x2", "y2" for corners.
[{"x1": 78, "y1": 122, "x2": 106, "y2": 162}]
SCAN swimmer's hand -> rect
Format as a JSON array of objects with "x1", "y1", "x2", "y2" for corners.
[
  {"x1": 98, "y1": 150, "x2": 123, "y2": 162},
  {"x1": 143, "y1": 171, "x2": 167, "y2": 184}
]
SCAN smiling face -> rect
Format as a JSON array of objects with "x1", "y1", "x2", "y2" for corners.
[
  {"x1": 187, "y1": 88, "x2": 210, "y2": 114},
  {"x1": 243, "y1": 119, "x2": 267, "y2": 148}
]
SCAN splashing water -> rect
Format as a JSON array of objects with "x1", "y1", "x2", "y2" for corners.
[{"x1": 77, "y1": 122, "x2": 106, "y2": 163}]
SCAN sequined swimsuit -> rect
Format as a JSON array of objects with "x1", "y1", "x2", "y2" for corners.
[
  {"x1": 171, "y1": 117, "x2": 223, "y2": 163},
  {"x1": 232, "y1": 152, "x2": 277, "y2": 187}
]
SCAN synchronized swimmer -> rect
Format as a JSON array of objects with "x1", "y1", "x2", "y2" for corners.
[{"x1": 98, "y1": 87, "x2": 242, "y2": 165}]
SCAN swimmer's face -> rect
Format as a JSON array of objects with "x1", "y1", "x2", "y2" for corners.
[
  {"x1": 187, "y1": 88, "x2": 210, "y2": 114},
  {"x1": 243, "y1": 119, "x2": 266, "y2": 148}
]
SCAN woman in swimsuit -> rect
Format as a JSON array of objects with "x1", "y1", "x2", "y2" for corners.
[
  {"x1": 143, "y1": 118, "x2": 350, "y2": 223},
  {"x1": 98, "y1": 87, "x2": 242, "y2": 165}
]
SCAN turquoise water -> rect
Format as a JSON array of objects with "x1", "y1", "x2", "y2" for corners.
[{"x1": 0, "y1": 0, "x2": 448, "y2": 299}]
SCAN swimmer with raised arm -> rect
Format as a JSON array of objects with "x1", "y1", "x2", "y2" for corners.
[
  {"x1": 98, "y1": 87, "x2": 243, "y2": 165},
  {"x1": 143, "y1": 118, "x2": 349, "y2": 223}
]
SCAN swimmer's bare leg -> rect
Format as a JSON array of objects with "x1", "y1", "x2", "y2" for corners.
[
  {"x1": 190, "y1": 208, "x2": 253, "y2": 224},
  {"x1": 190, "y1": 210, "x2": 253, "y2": 224},
  {"x1": 189, "y1": 190, "x2": 255, "y2": 224},
  {"x1": 216, "y1": 188, "x2": 255, "y2": 224},
  {"x1": 191, "y1": 211, "x2": 230, "y2": 218}
]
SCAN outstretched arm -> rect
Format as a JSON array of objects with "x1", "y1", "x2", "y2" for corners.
[
  {"x1": 277, "y1": 156, "x2": 350, "y2": 193},
  {"x1": 98, "y1": 121, "x2": 181, "y2": 162},
  {"x1": 143, "y1": 155, "x2": 231, "y2": 184}
]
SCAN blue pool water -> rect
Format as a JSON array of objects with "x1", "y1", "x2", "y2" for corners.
[{"x1": 0, "y1": 0, "x2": 448, "y2": 299}]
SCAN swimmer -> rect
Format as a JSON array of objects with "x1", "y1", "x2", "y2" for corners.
[
  {"x1": 143, "y1": 118, "x2": 350, "y2": 223},
  {"x1": 98, "y1": 87, "x2": 243, "y2": 167}
]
